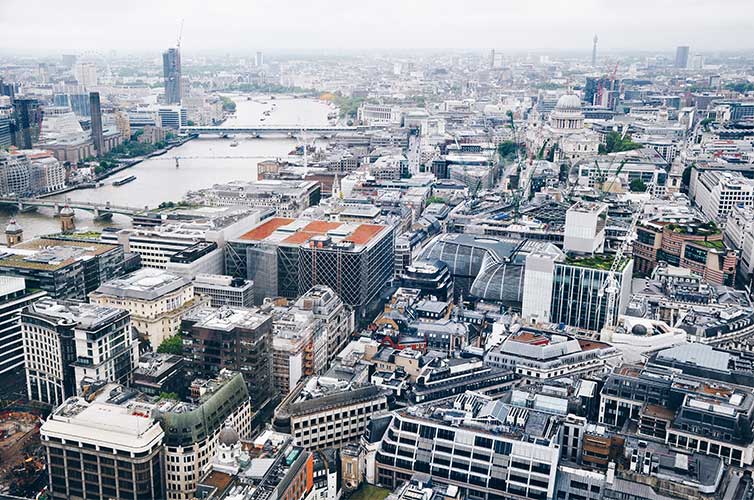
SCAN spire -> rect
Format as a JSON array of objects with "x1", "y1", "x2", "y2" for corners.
[{"x1": 332, "y1": 173, "x2": 340, "y2": 200}]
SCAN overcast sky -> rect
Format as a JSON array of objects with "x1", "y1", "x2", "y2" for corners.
[{"x1": 2, "y1": 0, "x2": 752, "y2": 54}]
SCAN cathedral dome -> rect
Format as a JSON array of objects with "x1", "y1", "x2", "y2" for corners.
[{"x1": 555, "y1": 93, "x2": 582, "y2": 112}]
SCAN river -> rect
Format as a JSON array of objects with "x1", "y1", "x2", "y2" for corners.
[{"x1": 0, "y1": 95, "x2": 332, "y2": 238}]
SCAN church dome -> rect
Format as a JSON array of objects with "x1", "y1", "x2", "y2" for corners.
[
  {"x1": 218, "y1": 425, "x2": 240, "y2": 447},
  {"x1": 555, "y1": 94, "x2": 582, "y2": 111},
  {"x1": 60, "y1": 205, "x2": 74, "y2": 216}
]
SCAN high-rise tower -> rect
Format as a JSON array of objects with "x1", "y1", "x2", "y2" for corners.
[
  {"x1": 592, "y1": 34, "x2": 598, "y2": 66},
  {"x1": 89, "y1": 91, "x2": 104, "y2": 157},
  {"x1": 675, "y1": 46, "x2": 690, "y2": 69},
  {"x1": 162, "y1": 47, "x2": 181, "y2": 104}
]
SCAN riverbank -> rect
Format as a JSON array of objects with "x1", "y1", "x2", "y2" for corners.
[{"x1": 39, "y1": 135, "x2": 196, "y2": 200}]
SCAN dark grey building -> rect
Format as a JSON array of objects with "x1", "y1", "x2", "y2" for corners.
[
  {"x1": 180, "y1": 306, "x2": 274, "y2": 412},
  {"x1": 89, "y1": 92, "x2": 104, "y2": 157},
  {"x1": 0, "y1": 238, "x2": 126, "y2": 299},
  {"x1": 162, "y1": 47, "x2": 181, "y2": 105},
  {"x1": 675, "y1": 45, "x2": 690, "y2": 68},
  {"x1": 0, "y1": 277, "x2": 46, "y2": 398}
]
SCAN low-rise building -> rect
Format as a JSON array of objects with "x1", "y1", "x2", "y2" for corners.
[
  {"x1": 484, "y1": 327, "x2": 621, "y2": 382},
  {"x1": 187, "y1": 179, "x2": 321, "y2": 218},
  {"x1": 367, "y1": 391, "x2": 561, "y2": 500},
  {"x1": 193, "y1": 273, "x2": 254, "y2": 308},
  {"x1": 89, "y1": 268, "x2": 207, "y2": 348},
  {"x1": 273, "y1": 363, "x2": 389, "y2": 450},
  {"x1": 0, "y1": 237, "x2": 125, "y2": 299}
]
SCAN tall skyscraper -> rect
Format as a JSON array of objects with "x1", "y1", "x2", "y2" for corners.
[
  {"x1": 592, "y1": 34, "x2": 598, "y2": 66},
  {"x1": 675, "y1": 45, "x2": 690, "y2": 68},
  {"x1": 162, "y1": 47, "x2": 182, "y2": 104},
  {"x1": 255, "y1": 50, "x2": 264, "y2": 67},
  {"x1": 89, "y1": 91, "x2": 104, "y2": 157},
  {"x1": 73, "y1": 62, "x2": 97, "y2": 88}
]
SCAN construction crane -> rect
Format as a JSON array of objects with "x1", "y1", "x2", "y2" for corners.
[
  {"x1": 598, "y1": 181, "x2": 654, "y2": 338},
  {"x1": 596, "y1": 62, "x2": 619, "y2": 107},
  {"x1": 177, "y1": 19, "x2": 184, "y2": 48}
]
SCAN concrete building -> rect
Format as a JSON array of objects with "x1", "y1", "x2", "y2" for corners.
[
  {"x1": 367, "y1": 391, "x2": 561, "y2": 500},
  {"x1": 163, "y1": 47, "x2": 181, "y2": 105},
  {"x1": 41, "y1": 394, "x2": 165, "y2": 500},
  {"x1": 600, "y1": 363, "x2": 754, "y2": 467},
  {"x1": 0, "y1": 277, "x2": 46, "y2": 395},
  {"x1": 89, "y1": 268, "x2": 206, "y2": 348},
  {"x1": 180, "y1": 306, "x2": 274, "y2": 412},
  {"x1": 132, "y1": 352, "x2": 185, "y2": 397},
  {"x1": 195, "y1": 430, "x2": 315, "y2": 500},
  {"x1": 0, "y1": 238, "x2": 125, "y2": 299},
  {"x1": 73, "y1": 62, "x2": 97, "y2": 87},
  {"x1": 22, "y1": 298, "x2": 137, "y2": 407},
  {"x1": 563, "y1": 201, "x2": 607, "y2": 254},
  {"x1": 187, "y1": 180, "x2": 321, "y2": 218},
  {"x1": 227, "y1": 218, "x2": 394, "y2": 324},
  {"x1": 101, "y1": 207, "x2": 266, "y2": 270},
  {"x1": 157, "y1": 371, "x2": 254, "y2": 499},
  {"x1": 273, "y1": 370, "x2": 389, "y2": 450},
  {"x1": 158, "y1": 106, "x2": 186, "y2": 129},
  {"x1": 41, "y1": 369, "x2": 253, "y2": 500},
  {"x1": 693, "y1": 170, "x2": 754, "y2": 221},
  {"x1": 294, "y1": 284, "x2": 354, "y2": 364},
  {"x1": 357, "y1": 104, "x2": 402, "y2": 126},
  {"x1": 193, "y1": 274, "x2": 254, "y2": 308},
  {"x1": 485, "y1": 327, "x2": 621, "y2": 382}
]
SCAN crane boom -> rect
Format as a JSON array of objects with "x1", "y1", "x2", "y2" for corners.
[
  {"x1": 177, "y1": 19, "x2": 184, "y2": 48},
  {"x1": 599, "y1": 181, "x2": 654, "y2": 336}
]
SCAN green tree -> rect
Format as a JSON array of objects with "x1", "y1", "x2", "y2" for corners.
[
  {"x1": 220, "y1": 96, "x2": 236, "y2": 112},
  {"x1": 426, "y1": 195, "x2": 446, "y2": 206},
  {"x1": 159, "y1": 392, "x2": 179, "y2": 400},
  {"x1": 497, "y1": 141, "x2": 518, "y2": 159},
  {"x1": 629, "y1": 178, "x2": 647, "y2": 192},
  {"x1": 599, "y1": 131, "x2": 642, "y2": 154},
  {"x1": 157, "y1": 335, "x2": 183, "y2": 355},
  {"x1": 725, "y1": 82, "x2": 754, "y2": 94}
]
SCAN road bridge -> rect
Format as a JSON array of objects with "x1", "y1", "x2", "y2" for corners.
[
  {"x1": 181, "y1": 124, "x2": 373, "y2": 136},
  {"x1": 0, "y1": 197, "x2": 147, "y2": 220}
]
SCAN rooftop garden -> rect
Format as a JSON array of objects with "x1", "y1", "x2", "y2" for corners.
[
  {"x1": 565, "y1": 254, "x2": 629, "y2": 271},
  {"x1": 348, "y1": 485, "x2": 391, "y2": 500},
  {"x1": 694, "y1": 239, "x2": 726, "y2": 250},
  {"x1": 667, "y1": 220, "x2": 720, "y2": 236}
]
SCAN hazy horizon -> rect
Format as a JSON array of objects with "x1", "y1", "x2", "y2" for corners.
[{"x1": 2, "y1": 0, "x2": 753, "y2": 54}]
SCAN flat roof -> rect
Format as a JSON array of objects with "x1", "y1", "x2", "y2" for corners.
[
  {"x1": 239, "y1": 217, "x2": 295, "y2": 241},
  {"x1": 237, "y1": 218, "x2": 390, "y2": 249},
  {"x1": 93, "y1": 268, "x2": 190, "y2": 301}
]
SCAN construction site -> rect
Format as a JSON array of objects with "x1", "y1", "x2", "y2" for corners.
[{"x1": 0, "y1": 411, "x2": 46, "y2": 498}]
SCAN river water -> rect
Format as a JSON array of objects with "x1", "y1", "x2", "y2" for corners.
[{"x1": 1, "y1": 95, "x2": 332, "y2": 238}]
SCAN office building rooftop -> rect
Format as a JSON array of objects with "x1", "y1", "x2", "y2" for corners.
[
  {"x1": 182, "y1": 305, "x2": 270, "y2": 332},
  {"x1": 93, "y1": 268, "x2": 190, "y2": 300},
  {"x1": 28, "y1": 297, "x2": 127, "y2": 330},
  {"x1": 0, "y1": 238, "x2": 118, "y2": 271},
  {"x1": 238, "y1": 217, "x2": 390, "y2": 250}
]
